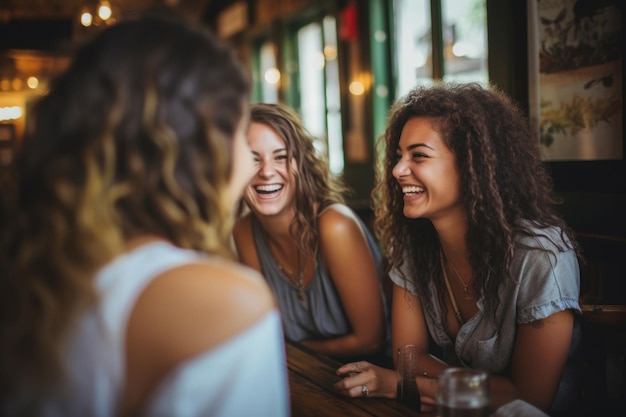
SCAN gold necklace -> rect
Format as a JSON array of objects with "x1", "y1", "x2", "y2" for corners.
[
  {"x1": 266, "y1": 235, "x2": 307, "y2": 305},
  {"x1": 440, "y1": 250, "x2": 465, "y2": 326},
  {"x1": 447, "y1": 256, "x2": 473, "y2": 300}
]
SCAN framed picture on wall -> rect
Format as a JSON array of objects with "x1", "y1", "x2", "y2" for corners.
[{"x1": 527, "y1": 0, "x2": 623, "y2": 162}]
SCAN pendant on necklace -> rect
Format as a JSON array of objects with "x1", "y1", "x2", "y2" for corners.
[
  {"x1": 447, "y1": 257, "x2": 473, "y2": 300},
  {"x1": 296, "y1": 282, "x2": 308, "y2": 309},
  {"x1": 297, "y1": 285, "x2": 307, "y2": 303},
  {"x1": 267, "y1": 234, "x2": 309, "y2": 308},
  {"x1": 462, "y1": 286, "x2": 472, "y2": 300}
]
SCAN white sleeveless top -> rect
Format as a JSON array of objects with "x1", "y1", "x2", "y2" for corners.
[{"x1": 38, "y1": 241, "x2": 289, "y2": 417}]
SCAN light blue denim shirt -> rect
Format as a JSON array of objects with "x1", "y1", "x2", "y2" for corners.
[{"x1": 389, "y1": 225, "x2": 581, "y2": 411}]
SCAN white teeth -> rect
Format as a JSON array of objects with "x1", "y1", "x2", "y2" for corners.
[
  {"x1": 255, "y1": 184, "x2": 283, "y2": 193},
  {"x1": 402, "y1": 186, "x2": 424, "y2": 194}
]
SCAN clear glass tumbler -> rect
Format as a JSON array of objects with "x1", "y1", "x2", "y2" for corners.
[{"x1": 437, "y1": 367, "x2": 490, "y2": 417}]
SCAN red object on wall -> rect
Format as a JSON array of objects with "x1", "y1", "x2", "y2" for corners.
[{"x1": 340, "y1": 2, "x2": 358, "y2": 41}]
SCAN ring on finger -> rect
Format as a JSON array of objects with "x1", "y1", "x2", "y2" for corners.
[{"x1": 361, "y1": 384, "x2": 369, "y2": 397}]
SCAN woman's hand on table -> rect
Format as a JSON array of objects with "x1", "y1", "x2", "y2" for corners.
[
  {"x1": 335, "y1": 361, "x2": 438, "y2": 412},
  {"x1": 335, "y1": 361, "x2": 397, "y2": 399},
  {"x1": 416, "y1": 375, "x2": 438, "y2": 411}
]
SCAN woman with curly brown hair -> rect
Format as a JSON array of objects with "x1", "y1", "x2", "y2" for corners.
[
  {"x1": 0, "y1": 16, "x2": 288, "y2": 417},
  {"x1": 335, "y1": 83, "x2": 582, "y2": 415},
  {"x1": 233, "y1": 103, "x2": 390, "y2": 365}
]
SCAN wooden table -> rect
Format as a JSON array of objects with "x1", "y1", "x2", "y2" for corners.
[{"x1": 286, "y1": 341, "x2": 433, "y2": 417}]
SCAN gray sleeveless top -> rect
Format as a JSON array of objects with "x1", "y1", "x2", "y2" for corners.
[{"x1": 251, "y1": 212, "x2": 387, "y2": 343}]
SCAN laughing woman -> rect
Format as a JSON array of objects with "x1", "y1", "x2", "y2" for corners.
[
  {"x1": 334, "y1": 83, "x2": 583, "y2": 416},
  {"x1": 233, "y1": 103, "x2": 390, "y2": 365}
]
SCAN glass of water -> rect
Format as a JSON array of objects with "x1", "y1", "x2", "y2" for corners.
[{"x1": 437, "y1": 367, "x2": 490, "y2": 417}]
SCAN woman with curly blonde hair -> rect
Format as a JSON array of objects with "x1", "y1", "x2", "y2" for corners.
[
  {"x1": 234, "y1": 103, "x2": 390, "y2": 365},
  {"x1": 0, "y1": 16, "x2": 288, "y2": 417},
  {"x1": 336, "y1": 83, "x2": 582, "y2": 416}
]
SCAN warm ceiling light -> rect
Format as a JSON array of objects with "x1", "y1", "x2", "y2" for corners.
[
  {"x1": 349, "y1": 81, "x2": 365, "y2": 96},
  {"x1": 98, "y1": 1, "x2": 112, "y2": 21},
  {"x1": 323, "y1": 45, "x2": 337, "y2": 61},
  {"x1": 264, "y1": 68, "x2": 281, "y2": 85},
  {"x1": 81, "y1": 11, "x2": 93, "y2": 27},
  {"x1": 27, "y1": 77, "x2": 39, "y2": 89}
]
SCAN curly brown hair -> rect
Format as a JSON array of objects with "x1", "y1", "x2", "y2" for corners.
[
  {"x1": 248, "y1": 103, "x2": 351, "y2": 255},
  {"x1": 373, "y1": 83, "x2": 582, "y2": 321},
  {"x1": 0, "y1": 15, "x2": 249, "y2": 404}
]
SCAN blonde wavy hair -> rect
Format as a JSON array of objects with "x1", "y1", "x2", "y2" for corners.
[{"x1": 0, "y1": 15, "x2": 249, "y2": 404}]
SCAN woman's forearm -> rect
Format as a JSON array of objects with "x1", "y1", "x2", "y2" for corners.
[{"x1": 299, "y1": 330, "x2": 385, "y2": 358}]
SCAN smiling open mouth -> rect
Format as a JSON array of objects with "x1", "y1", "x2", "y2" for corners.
[
  {"x1": 402, "y1": 186, "x2": 424, "y2": 196},
  {"x1": 255, "y1": 184, "x2": 283, "y2": 194}
]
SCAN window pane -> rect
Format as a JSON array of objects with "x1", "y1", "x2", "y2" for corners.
[
  {"x1": 323, "y1": 15, "x2": 344, "y2": 175},
  {"x1": 260, "y1": 41, "x2": 279, "y2": 103},
  {"x1": 442, "y1": 0, "x2": 488, "y2": 84},
  {"x1": 296, "y1": 18, "x2": 344, "y2": 175},
  {"x1": 297, "y1": 22, "x2": 325, "y2": 142},
  {"x1": 393, "y1": 0, "x2": 433, "y2": 98}
]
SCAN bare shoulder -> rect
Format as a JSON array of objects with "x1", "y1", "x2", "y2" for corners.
[
  {"x1": 318, "y1": 203, "x2": 362, "y2": 237},
  {"x1": 122, "y1": 257, "x2": 276, "y2": 414},
  {"x1": 317, "y1": 204, "x2": 373, "y2": 267},
  {"x1": 127, "y1": 257, "x2": 275, "y2": 363}
]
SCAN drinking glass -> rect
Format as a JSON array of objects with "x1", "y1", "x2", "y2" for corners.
[
  {"x1": 437, "y1": 367, "x2": 490, "y2": 417},
  {"x1": 396, "y1": 344, "x2": 421, "y2": 410}
]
